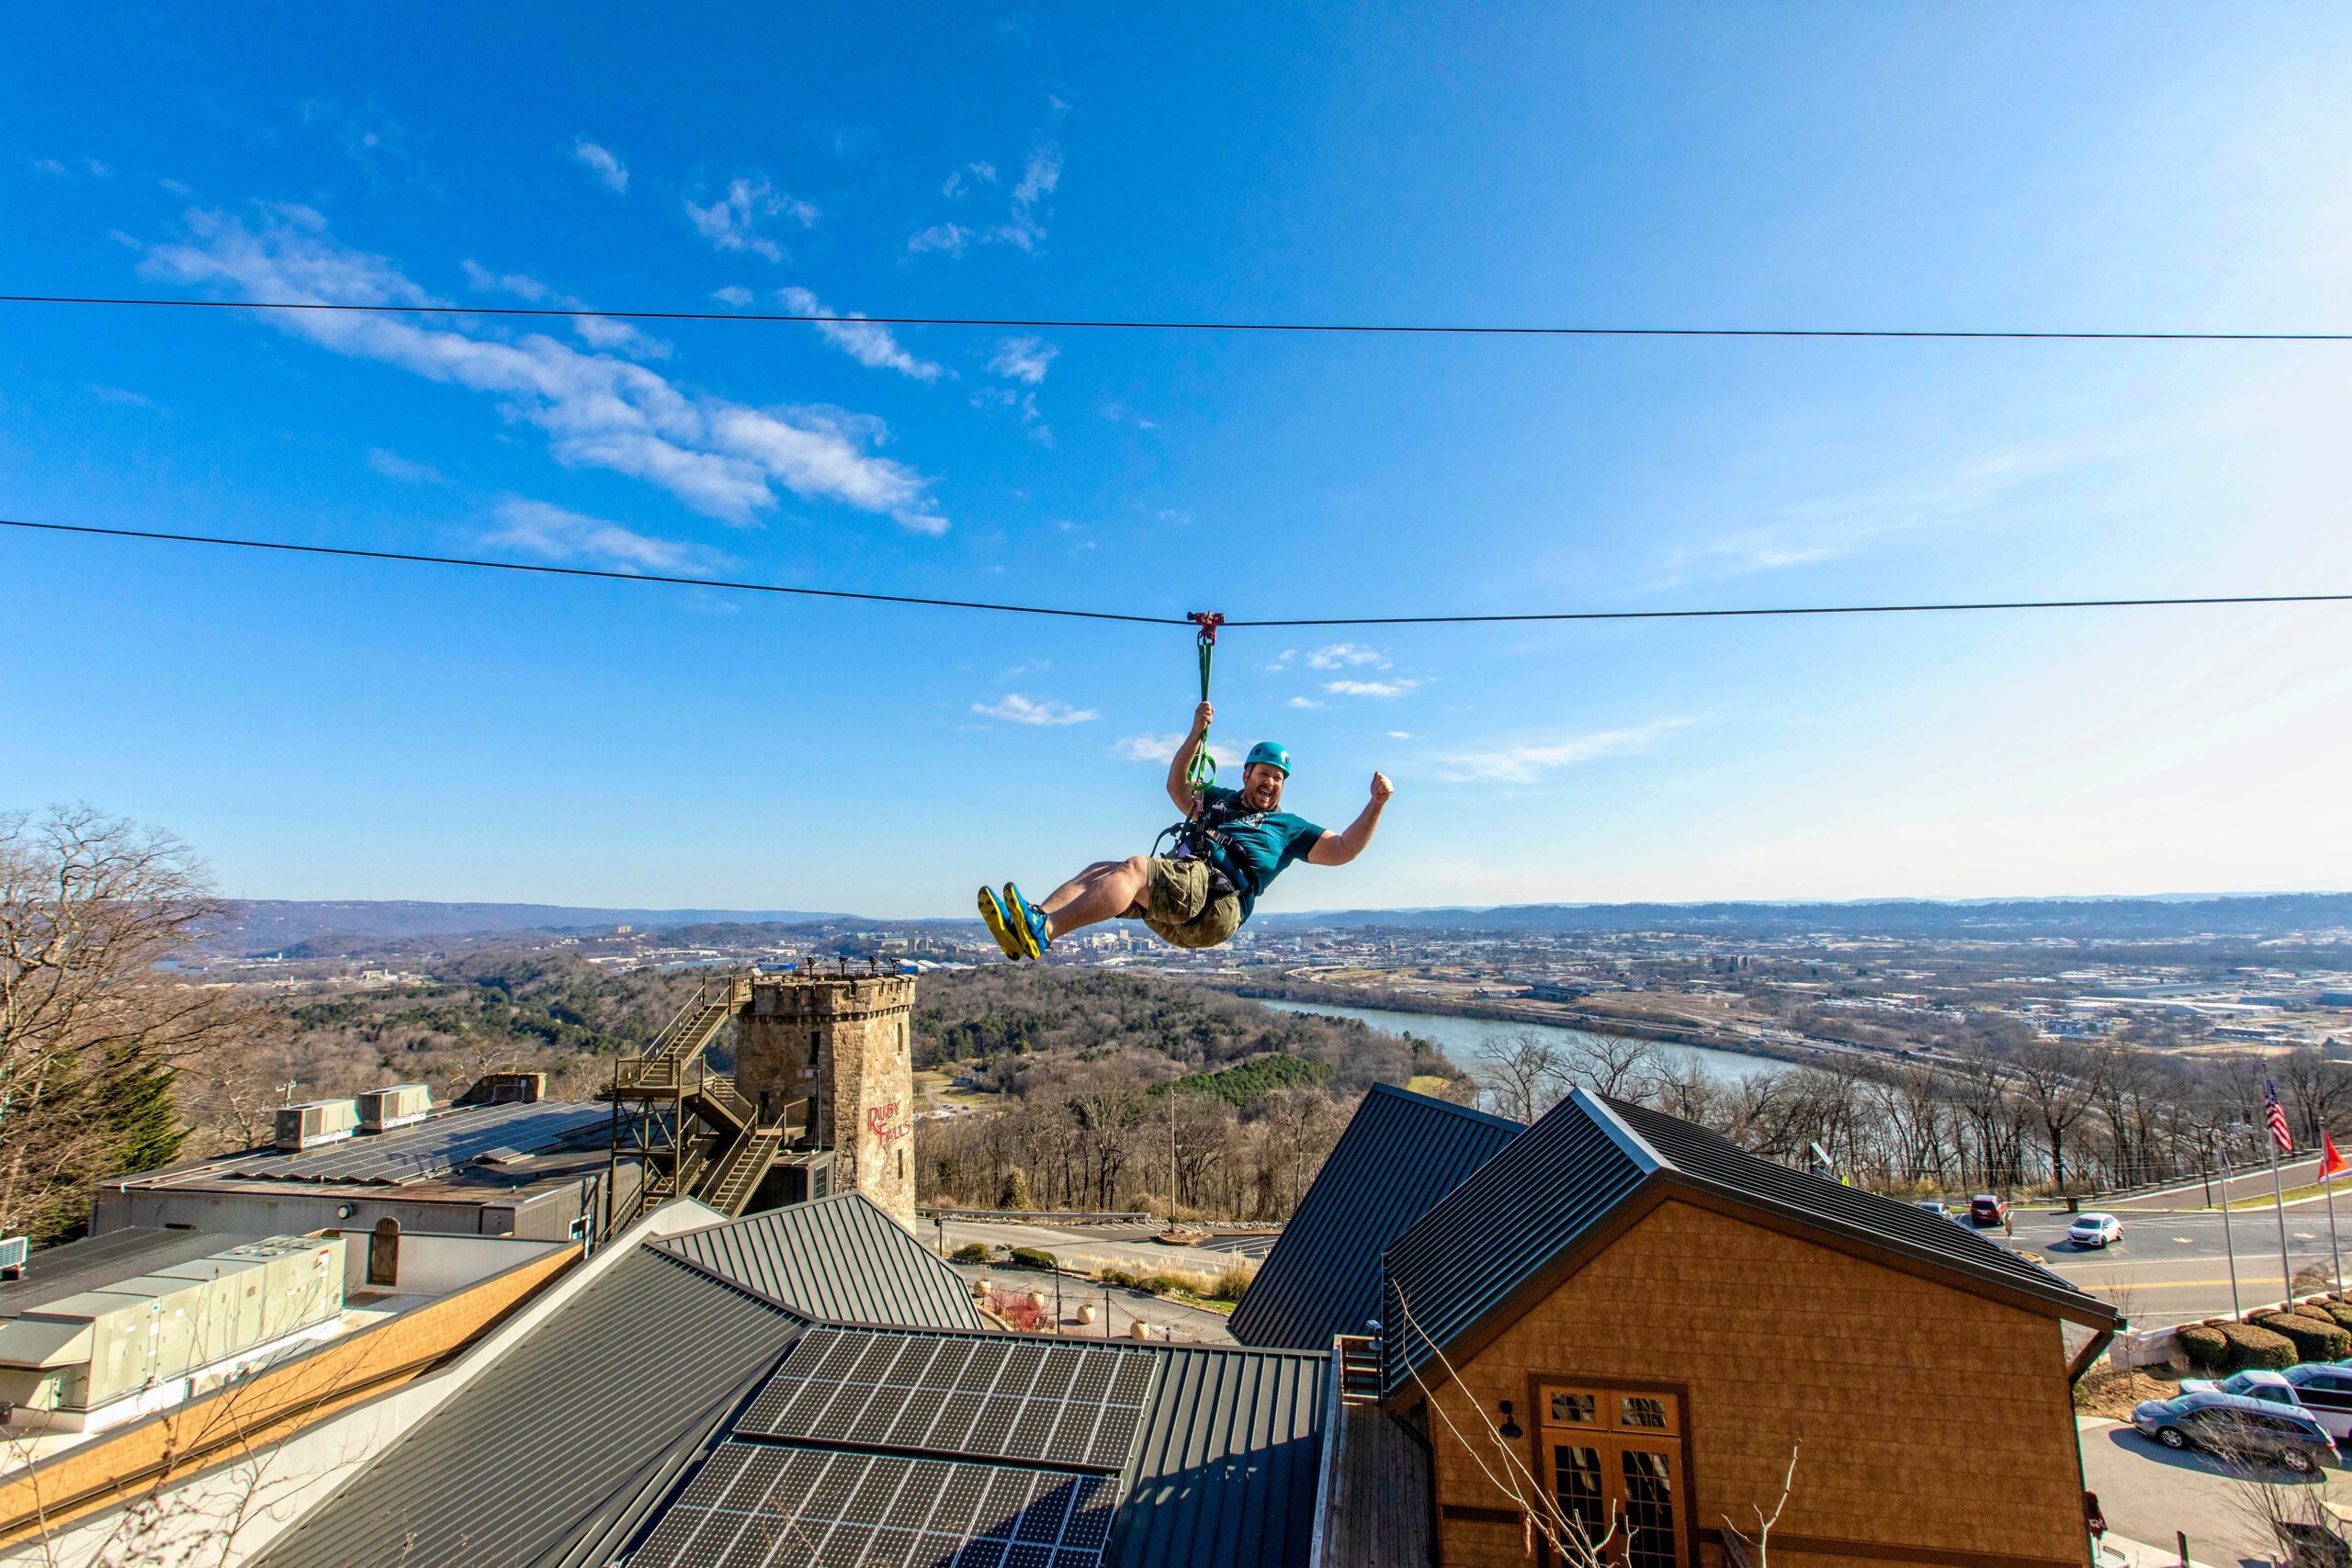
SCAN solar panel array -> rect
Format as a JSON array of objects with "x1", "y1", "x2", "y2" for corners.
[
  {"x1": 625, "y1": 1440, "x2": 1115, "y2": 1568},
  {"x1": 220, "y1": 1101, "x2": 610, "y2": 1185},
  {"x1": 738, "y1": 1329, "x2": 1158, "y2": 1472}
]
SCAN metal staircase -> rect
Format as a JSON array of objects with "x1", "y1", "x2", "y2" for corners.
[{"x1": 605, "y1": 973, "x2": 811, "y2": 1230}]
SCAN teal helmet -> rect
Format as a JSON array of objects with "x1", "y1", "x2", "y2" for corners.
[{"x1": 1244, "y1": 741, "x2": 1292, "y2": 776}]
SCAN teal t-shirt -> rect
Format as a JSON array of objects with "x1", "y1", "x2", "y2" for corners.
[{"x1": 1197, "y1": 786, "x2": 1325, "y2": 919}]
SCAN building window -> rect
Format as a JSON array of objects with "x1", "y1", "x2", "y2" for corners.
[{"x1": 1537, "y1": 1384, "x2": 1687, "y2": 1568}]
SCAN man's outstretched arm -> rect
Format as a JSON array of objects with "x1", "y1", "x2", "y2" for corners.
[
  {"x1": 1306, "y1": 773, "x2": 1394, "y2": 866},
  {"x1": 1165, "y1": 701, "x2": 1213, "y2": 815}
]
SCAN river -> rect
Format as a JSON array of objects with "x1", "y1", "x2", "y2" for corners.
[{"x1": 1252, "y1": 998, "x2": 1788, "y2": 1086}]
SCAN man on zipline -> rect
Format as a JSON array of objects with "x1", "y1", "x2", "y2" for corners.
[{"x1": 978, "y1": 701, "x2": 1394, "y2": 958}]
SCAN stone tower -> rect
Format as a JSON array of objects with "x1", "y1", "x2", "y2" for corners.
[{"x1": 737, "y1": 972, "x2": 917, "y2": 1229}]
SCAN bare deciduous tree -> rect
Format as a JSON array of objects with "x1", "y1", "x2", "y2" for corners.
[{"x1": 0, "y1": 805, "x2": 249, "y2": 1241}]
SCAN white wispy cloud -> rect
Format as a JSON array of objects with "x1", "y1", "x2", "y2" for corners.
[
  {"x1": 571, "y1": 138, "x2": 628, "y2": 193},
  {"x1": 460, "y1": 258, "x2": 549, "y2": 300},
  {"x1": 31, "y1": 158, "x2": 66, "y2": 175},
  {"x1": 992, "y1": 142, "x2": 1060, "y2": 251},
  {"x1": 910, "y1": 140, "x2": 1060, "y2": 256},
  {"x1": 684, "y1": 177, "x2": 816, "y2": 262},
  {"x1": 1263, "y1": 649, "x2": 1296, "y2": 672},
  {"x1": 1664, "y1": 445, "x2": 2074, "y2": 582},
  {"x1": 778, "y1": 287, "x2": 944, "y2": 381},
  {"x1": 89, "y1": 384, "x2": 151, "y2": 407},
  {"x1": 367, "y1": 447, "x2": 447, "y2": 483},
  {"x1": 972, "y1": 385, "x2": 1052, "y2": 446},
  {"x1": 486, "y1": 499, "x2": 722, "y2": 574},
  {"x1": 711, "y1": 286, "x2": 754, "y2": 307},
  {"x1": 1306, "y1": 642, "x2": 1385, "y2": 670},
  {"x1": 1286, "y1": 696, "x2": 1324, "y2": 709},
  {"x1": 941, "y1": 162, "x2": 997, "y2": 197},
  {"x1": 974, "y1": 694, "x2": 1099, "y2": 726},
  {"x1": 987, "y1": 335, "x2": 1058, "y2": 385},
  {"x1": 1323, "y1": 678, "x2": 1420, "y2": 699},
  {"x1": 1431, "y1": 720, "x2": 1690, "y2": 784},
  {"x1": 907, "y1": 222, "x2": 971, "y2": 257},
  {"x1": 1114, "y1": 732, "x2": 1186, "y2": 761},
  {"x1": 143, "y1": 203, "x2": 944, "y2": 532},
  {"x1": 460, "y1": 257, "x2": 668, "y2": 357}
]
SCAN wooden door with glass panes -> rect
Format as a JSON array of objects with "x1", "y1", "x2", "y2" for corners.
[{"x1": 1537, "y1": 1384, "x2": 1690, "y2": 1568}]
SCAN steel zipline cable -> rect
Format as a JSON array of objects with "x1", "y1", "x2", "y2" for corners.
[
  {"x1": 5, "y1": 292, "x2": 2352, "y2": 342},
  {"x1": 9, "y1": 515, "x2": 2352, "y2": 629}
]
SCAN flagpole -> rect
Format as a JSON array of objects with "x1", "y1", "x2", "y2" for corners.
[
  {"x1": 2325, "y1": 1129, "x2": 2346, "y2": 1294},
  {"x1": 2271, "y1": 1140, "x2": 2295, "y2": 1302},
  {"x1": 2220, "y1": 1148, "x2": 2243, "y2": 1318},
  {"x1": 2327, "y1": 1166, "x2": 2344, "y2": 1295}
]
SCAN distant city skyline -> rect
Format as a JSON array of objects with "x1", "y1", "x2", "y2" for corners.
[{"x1": 7, "y1": 6, "x2": 2352, "y2": 914}]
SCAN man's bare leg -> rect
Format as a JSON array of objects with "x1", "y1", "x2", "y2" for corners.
[{"x1": 1038, "y1": 856, "x2": 1152, "y2": 941}]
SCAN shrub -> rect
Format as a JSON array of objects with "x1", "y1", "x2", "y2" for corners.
[
  {"x1": 2308, "y1": 1300, "x2": 2352, "y2": 1331},
  {"x1": 1007, "y1": 1246, "x2": 1059, "y2": 1272},
  {"x1": 2256, "y1": 1312, "x2": 2352, "y2": 1362},
  {"x1": 2177, "y1": 1323, "x2": 2228, "y2": 1371},
  {"x1": 2215, "y1": 1319, "x2": 2299, "y2": 1371},
  {"x1": 1206, "y1": 1266, "x2": 1254, "y2": 1303},
  {"x1": 948, "y1": 1243, "x2": 992, "y2": 1265},
  {"x1": 1095, "y1": 1267, "x2": 1141, "y2": 1290}
]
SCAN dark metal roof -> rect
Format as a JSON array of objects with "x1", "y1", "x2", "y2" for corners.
[
  {"x1": 1383, "y1": 1089, "x2": 2113, "y2": 1393},
  {"x1": 210, "y1": 1101, "x2": 610, "y2": 1186},
  {"x1": 1228, "y1": 1083, "x2": 1520, "y2": 1351},
  {"x1": 252, "y1": 1247, "x2": 805, "y2": 1568},
  {"x1": 654, "y1": 1193, "x2": 989, "y2": 1330},
  {"x1": 0, "y1": 1227, "x2": 262, "y2": 1316},
  {"x1": 1110, "y1": 1343, "x2": 1329, "y2": 1568},
  {"x1": 257, "y1": 1222, "x2": 1329, "y2": 1568}
]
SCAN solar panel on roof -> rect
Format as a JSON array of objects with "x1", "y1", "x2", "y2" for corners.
[
  {"x1": 625, "y1": 1443, "x2": 1114, "y2": 1568},
  {"x1": 737, "y1": 1330, "x2": 1154, "y2": 1473},
  {"x1": 219, "y1": 1100, "x2": 609, "y2": 1186}
]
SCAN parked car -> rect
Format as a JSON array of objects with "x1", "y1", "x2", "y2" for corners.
[
  {"x1": 2132, "y1": 1389, "x2": 2339, "y2": 1472},
  {"x1": 2181, "y1": 1369, "x2": 2305, "y2": 1408},
  {"x1": 2068, "y1": 1213, "x2": 2123, "y2": 1248},
  {"x1": 2267, "y1": 1366, "x2": 2352, "y2": 1441},
  {"x1": 1969, "y1": 1193, "x2": 2010, "y2": 1226},
  {"x1": 1916, "y1": 1200, "x2": 1953, "y2": 1220}
]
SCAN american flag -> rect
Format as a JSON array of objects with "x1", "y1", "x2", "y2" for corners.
[{"x1": 2265, "y1": 1081, "x2": 2294, "y2": 1154}]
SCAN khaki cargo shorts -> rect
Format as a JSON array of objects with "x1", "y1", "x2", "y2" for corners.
[{"x1": 1127, "y1": 856, "x2": 1245, "y2": 950}]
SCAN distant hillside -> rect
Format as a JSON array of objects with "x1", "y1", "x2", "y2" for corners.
[
  {"x1": 1257, "y1": 893, "x2": 2352, "y2": 940},
  {"x1": 205, "y1": 899, "x2": 855, "y2": 953}
]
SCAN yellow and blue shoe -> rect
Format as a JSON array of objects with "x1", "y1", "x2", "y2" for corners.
[
  {"x1": 1001, "y1": 883, "x2": 1049, "y2": 959},
  {"x1": 976, "y1": 886, "x2": 1024, "y2": 961}
]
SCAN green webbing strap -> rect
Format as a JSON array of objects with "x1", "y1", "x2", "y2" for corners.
[{"x1": 1186, "y1": 612, "x2": 1222, "y2": 791}]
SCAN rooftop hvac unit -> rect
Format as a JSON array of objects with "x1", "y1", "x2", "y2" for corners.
[
  {"x1": 357, "y1": 1082, "x2": 434, "y2": 1134},
  {"x1": 274, "y1": 1099, "x2": 362, "y2": 1153}
]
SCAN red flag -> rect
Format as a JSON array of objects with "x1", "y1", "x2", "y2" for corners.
[{"x1": 2324, "y1": 1128, "x2": 2349, "y2": 1183}]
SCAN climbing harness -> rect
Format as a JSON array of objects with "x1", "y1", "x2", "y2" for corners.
[
  {"x1": 1185, "y1": 610, "x2": 1222, "y2": 791},
  {"x1": 1152, "y1": 611, "x2": 1249, "y2": 900}
]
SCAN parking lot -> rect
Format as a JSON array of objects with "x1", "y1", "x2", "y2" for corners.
[{"x1": 2080, "y1": 1416, "x2": 2351, "y2": 1566}]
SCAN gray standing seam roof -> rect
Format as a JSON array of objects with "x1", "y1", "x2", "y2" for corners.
[
  {"x1": 256, "y1": 1212, "x2": 1327, "y2": 1568},
  {"x1": 1228, "y1": 1083, "x2": 1520, "y2": 1352},
  {"x1": 1109, "y1": 1343, "x2": 1329, "y2": 1568},
  {"x1": 654, "y1": 1192, "x2": 990, "y2": 1331},
  {"x1": 253, "y1": 1247, "x2": 806, "y2": 1568},
  {"x1": 210, "y1": 1100, "x2": 611, "y2": 1185},
  {"x1": 1383, "y1": 1089, "x2": 2113, "y2": 1393}
]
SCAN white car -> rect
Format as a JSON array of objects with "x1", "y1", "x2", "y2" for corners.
[{"x1": 2069, "y1": 1212, "x2": 2123, "y2": 1248}]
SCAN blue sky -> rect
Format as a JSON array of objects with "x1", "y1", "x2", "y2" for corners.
[{"x1": 6, "y1": 6, "x2": 2352, "y2": 914}]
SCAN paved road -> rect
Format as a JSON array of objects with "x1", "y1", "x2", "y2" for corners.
[
  {"x1": 2106, "y1": 1157, "x2": 2330, "y2": 1213},
  {"x1": 947, "y1": 1263, "x2": 1237, "y2": 1346},
  {"x1": 2080, "y1": 1416, "x2": 2345, "y2": 1567},
  {"x1": 2011, "y1": 1210, "x2": 2352, "y2": 1326},
  {"x1": 933, "y1": 1218, "x2": 1255, "y2": 1280}
]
